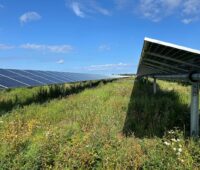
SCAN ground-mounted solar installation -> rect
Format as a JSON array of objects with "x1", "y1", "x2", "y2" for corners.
[
  {"x1": 137, "y1": 37, "x2": 200, "y2": 137},
  {"x1": 0, "y1": 68, "x2": 123, "y2": 89}
]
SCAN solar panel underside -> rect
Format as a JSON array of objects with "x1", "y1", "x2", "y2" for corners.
[
  {"x1": 137, "y1": 37, "x2": 200, "y2": 77},
  {"x1": 0, "y1": 69, "x2": 114, "y2": 89}
]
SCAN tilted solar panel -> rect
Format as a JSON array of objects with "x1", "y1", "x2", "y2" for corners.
[
  {"x1": 137, "y1": 37, "x2": 200, "y2": 77},
  {"x1": 136, "y1": 38, "x2": 200, "y2": 137},
  {"x1": 0, "y1": 69, "x2": 117, "y2": 89}
]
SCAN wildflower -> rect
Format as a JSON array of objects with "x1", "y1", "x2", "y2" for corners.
[
  {"x1": 45, "y1": 131, "x2": 50, "y2": 137},
  {"x1": 178, "y1": 148, "x2": 182, "y2": 152},
  {"x1": 176, "y1": 152, "x2": 181, "y2": 156},
  {"x1": 177, "y1": 158, "x2": 184, "y2": 163},
  {"x1": 168, "y1": 130, "x2": 174, "y2": 134},
  {"x1": 179, "y1": 144, "x2": 182, "y2": 148},
  {"x1": 164, "y1": 141, "x2": 170, "y2": 146},
  {"x1": 0, "y1": 120, "x2": 3, "y2": 124},
  {"x1": 173, "y1": 148, "x2": 176, "y2": 151},
  {"x1": 171, "y1": 138, "x2": 177, "y2": 142},
  {"x1": 177, "y1": 139, "x2": 180, "y2": 142}
]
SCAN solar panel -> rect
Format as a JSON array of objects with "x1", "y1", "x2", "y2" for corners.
[
  {"x1": 13, "y1": 69, "x2": 55, "y2": 84},
  {"x1": 137, "y1": 37, "x2": 200, "y2": 137},
  {"x1": 0, "y1": 69, "x2": 117, "y2": 89},
  {"x1": 137, "y1": 37, "x2": 200, "y2": 77}
]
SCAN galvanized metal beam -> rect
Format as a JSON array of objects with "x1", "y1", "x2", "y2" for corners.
[
  {"x1": 143, "y1": 58, "x2": 188, "y2": 73},
  {"x1": 153, "y1": 73, "x2": 200, "y2": 82},
  {"x1": 146, "y1": 52, "x2": 200, "y2": 69},
  {"x1": 190, "y1": 83, "x2": 199, "y2": 137},
  {"x1": 142, "y1": 62, "x2": 178, "y2": 74},
  {"x1": 140, "y1": 65, "x2": 168, "y2": 74},
  {"x1": 153, "y1": 78, "x2": 157, "y2": 94},
  {"x1": 137, "y1": 66, "x2": 166, "y2": 77},
  {"x1": 144, "y1": 72, "x2": 200, "y2": 137},
  {"x1": 153, "y1": 74, "x2": 189, "y2": 81}
]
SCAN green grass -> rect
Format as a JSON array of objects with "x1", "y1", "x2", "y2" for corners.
[{"x1": 0, "y1": 78, "x2": 200, "y2": 169}]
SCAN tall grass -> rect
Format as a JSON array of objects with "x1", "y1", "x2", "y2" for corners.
[
  {"x1": 0, "y1": 78, "x2": 200, "y2": 169},
  {"x1": 123, "y1": 78, "x2": 190, "y2": 137},
  {"x1": 0, "y1": 80, "x2": 113, "y2": 116}
]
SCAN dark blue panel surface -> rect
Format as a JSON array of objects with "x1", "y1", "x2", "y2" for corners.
[
  {"x1": 35, "y1": 71, "x2": 65, "y2": 84},
  {"x1": 13, "y1": 69, "x2": 53, "y2": 84},
  {"x1": 0, "y1": 69, "x2": 44, "y2": 87},
  {"x1": 0, "y1": 68, "x2": 115, "y2": 89},
  {"x1": 0, "y1": 74, "x2": 29, "y2": 88},
  {"x1": 46, "y1": 71, "x2": 73, "y2": 83}
]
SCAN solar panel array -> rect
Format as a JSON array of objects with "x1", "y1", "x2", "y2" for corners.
[
  {"x1": 137, "y1": 37, "x2": 200, "y2": 77},
  {"x1": 0, "y1": 68, "x2": 118, "y2": 89}
]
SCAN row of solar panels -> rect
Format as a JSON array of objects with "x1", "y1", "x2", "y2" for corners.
[
  {"x1": 0, "y1": 69, "x2": 119, "y2": 89},
  {"x1": 137, "y1": 37, "x2": 200, "y2": 77}
]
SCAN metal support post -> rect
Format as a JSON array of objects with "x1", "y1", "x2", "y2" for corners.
[
  {"x1": 190, "y1": 83, "x2": 199, "y2": 137},
  {"x1": 153, "y1": 78, "x2": 157, "y2": 94}
]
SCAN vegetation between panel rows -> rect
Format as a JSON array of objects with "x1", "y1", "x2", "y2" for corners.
[{"x1": 0, "y1": 78, "x2": 200, "y2": 169}]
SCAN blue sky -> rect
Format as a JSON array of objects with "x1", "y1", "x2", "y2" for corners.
[{"x1": 0, "y1": 0, "x2": 200, "y2": 74}]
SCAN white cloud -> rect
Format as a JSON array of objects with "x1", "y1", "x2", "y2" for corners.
[
  {"x1": 47, "y1": 45, "x2": 73, "y2": 53},
  {"x1": 114, "y1": 0, "x2": 135, "y2": 10},
  {"x1": 115, "y1": 0, "x2": 127, "y2": 9},
  {"x1": 19, "y1": 12, "x2": 41, "y2": 24},
  {"x1": 64, "y1": 0, "x2": 200, "y2": 23},
  {"x1": 98, "y1": 44, "x2": 111, "y2": 51},
  {"x1": 181, "y1": 17, "x2": 197, "y2": 24},
  {"x1": 183, "y1": 0, "x2": 200, "y2": 15},
  {"x1": 20, "y1": 43, "x2": 73, "y2": 53},
  {"x1": 20, "y1": 44, "x2": 44, "y2": 50},
  {"x1": 94, "y1": 6, "x2": 110, "y2": 15},
  {"x1": 0, "y1": 44, "x2": 14, "y2": 50},
  {"x1": 70, "y1": 2, "x2": 85, "y2": 18},
  {"x1": 57, "y1": 59, "x2": 65, "y2": 64},
  {"x1": 182, "y1": 0, "x2": 200, "y2": 24},
  {"x1": 139, "y1": 0, "x2": 182, "y2": 22},
  {"x1": 66, "y1": 0, "x2": 111, "y2": 18},
  {"x1": 91, "y1": 1, "x2": 111, "y2": 16},
  {"x1": 83, "y1": 63, "x2": 134, "y2": 71},
  {"x1": 0, "y1": 42, "x2": 73, "y2": 53},
  {"x1": 164, "y1": 0, "x2": 182, "y2": 9},
  {"x1": 138, "y1": 0, "x2": 200, "y2": 24}
]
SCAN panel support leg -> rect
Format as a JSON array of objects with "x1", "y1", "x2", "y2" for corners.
[
  {"x1": 153, "y1": 78, "x2": 157, "y2": 94},
  {"x1": 190, "y1": 83, "x2": 199, "y2": 137}
]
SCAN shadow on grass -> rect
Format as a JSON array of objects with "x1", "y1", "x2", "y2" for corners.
[
  {"x1": 0, "y1": 79, "x2": 114, "y2": 116},
  {"x1": 123, "y1": 78, "x2": 190, "y2": 138}
]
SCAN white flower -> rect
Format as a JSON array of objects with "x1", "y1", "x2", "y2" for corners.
[
  {"x1": 178, "y1": 148, "x2": 182, "y2": 152},
  {"x1": 45, "y1": 131, "x2": 50, "y2": 137},
  {"x1": 168, "y1": 130, "x2": 174, "y2": 134},
  {"x1": 176, "y1": 152, "x2": 181, "y2": 156},
  {"x1": 178, "y1": 158, "x2": 184, "y2": 162},
  {"x1": 171, "y1": 138, "x2": 177, "y2": 142},
  {"x1": 164, "y1": 141, "x2": 170, "y2": 146},
  {"x1": 173, "y1": 148, "x2": 176, "y2": 151},
  {"x1": 177, "y1": 139, "x2": 180, "y2": 142},
  {"x1": 0, "y1": 120, "x2": 3, "y2": 124}
]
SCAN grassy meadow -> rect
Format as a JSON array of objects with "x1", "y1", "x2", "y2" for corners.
[{"x1": 0, "y1": 78, "x2": 200, "y2": 169}]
